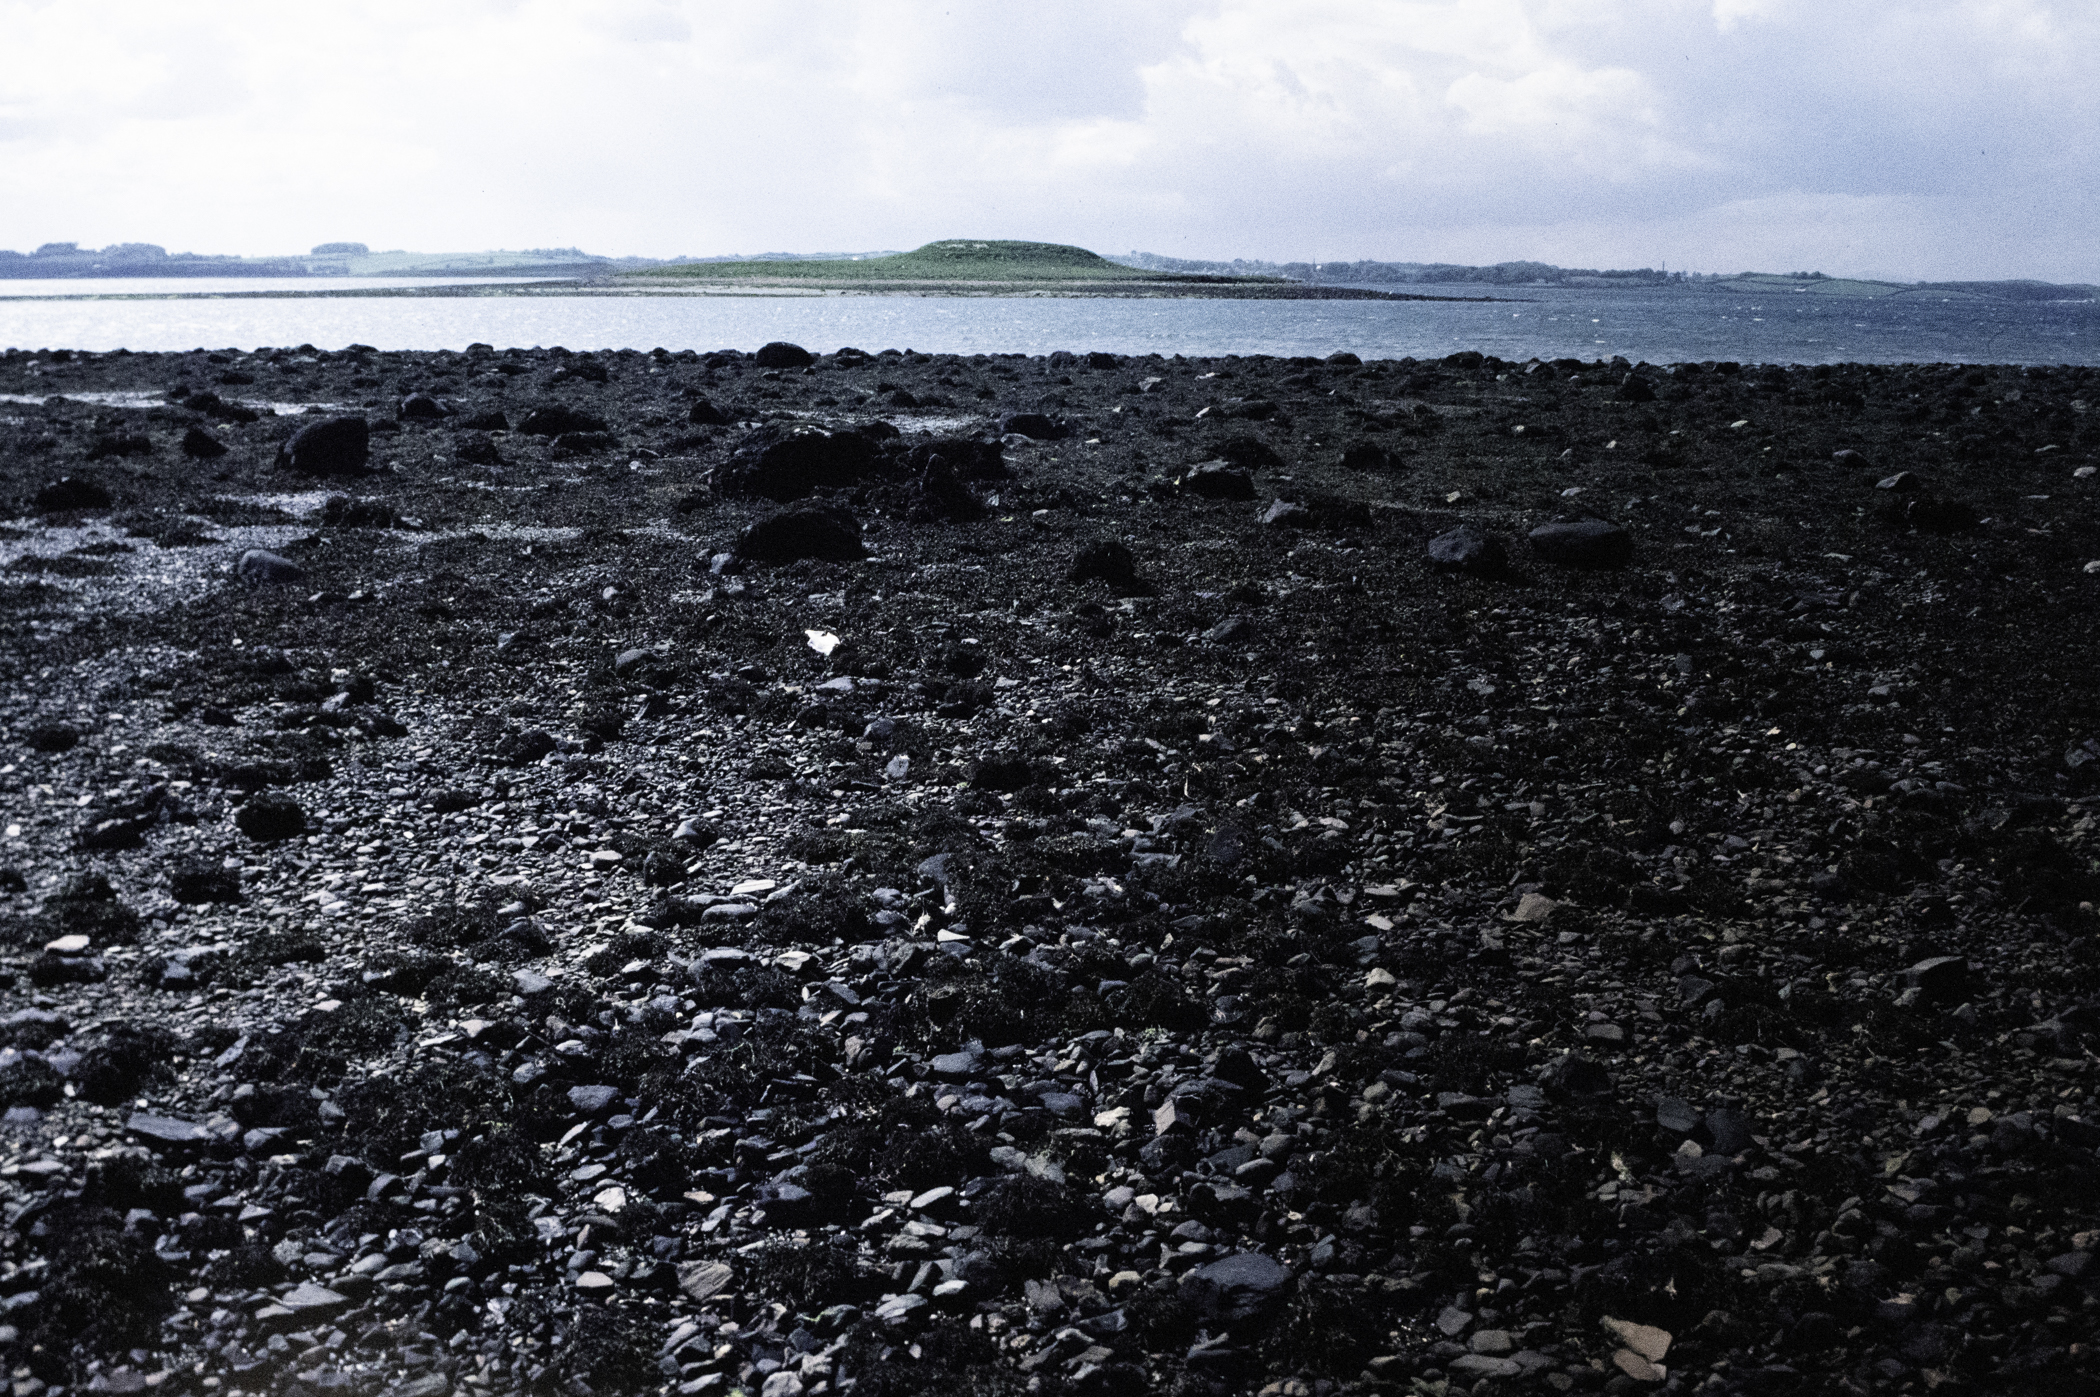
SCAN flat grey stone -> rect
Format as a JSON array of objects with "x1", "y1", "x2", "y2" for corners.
[
  {"x1": 126, "y1": 1113, "x2": 209, "y2": 1145},
  {"x1": 874, "y1": 1292, "x2": 930, "y2": 1322},
  {"x1": 280, "y1": 1281, "x2": 351, "y2": 1313},
  {"x1": 1449, "y1": 1355, "x2": 1521, "y2": 1380}
]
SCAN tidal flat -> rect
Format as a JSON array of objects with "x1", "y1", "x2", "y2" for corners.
[{"x1": 2, "y1": 341, "x2": 2098, "y2": 1396}]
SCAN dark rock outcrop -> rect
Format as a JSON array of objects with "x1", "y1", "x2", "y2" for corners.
[
  {"x1": 754, "y1": 342, "x2": 815, "y2": 369},
  {"x1": 275, "y1": 417, "x2": 370, "y2": 477},
  {"x1": 1528, "y1": 518, "x2": 1632, "y2": 569},
  {"x1": 733, "y1": 504, "x2": 866, "y2": 563}
]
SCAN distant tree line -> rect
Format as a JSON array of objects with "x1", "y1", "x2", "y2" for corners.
[
  {"x1": 0, "y1": 241, "x2": 622, "y2": 279},
  {"x1": 0, "y1": 243, "x2": 308, "y2": 278}
]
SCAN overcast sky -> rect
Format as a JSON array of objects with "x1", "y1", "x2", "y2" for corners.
[{"x1": 2, "y1": 0, "x2": 2094, "y2": 280}]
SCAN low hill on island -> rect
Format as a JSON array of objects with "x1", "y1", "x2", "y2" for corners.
[
  {"x1": 618, "y1": 238, "x2": 1461, "y2": 299},
  {"x1": 634, "y1": 238, "x2": 1217, "y2": 284}
]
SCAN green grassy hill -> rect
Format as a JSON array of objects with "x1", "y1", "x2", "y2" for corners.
[{"x1": 633, "y1": 239, "x2": 1254, "y2": 284}]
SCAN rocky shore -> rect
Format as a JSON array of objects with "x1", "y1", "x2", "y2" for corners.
[{"x1": 1, "y1": 340, "x2": 2097, "y2": 1397}]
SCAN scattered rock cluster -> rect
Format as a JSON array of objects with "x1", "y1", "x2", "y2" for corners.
[{"x1": 1, "y1": 342, "x2": 2098, "y2": 1396}]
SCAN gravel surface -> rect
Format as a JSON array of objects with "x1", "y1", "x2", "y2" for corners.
[{"x1": 1, "y1": 342, "x2": 2098, "y2": 1397}]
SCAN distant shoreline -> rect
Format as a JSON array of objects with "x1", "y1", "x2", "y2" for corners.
[
  {"x1": 7, "y1": 274, "x2": 2090, "y2": 309},
  {"x1": 0, "y1": 278, "x2": 1513, "y2": 304}
]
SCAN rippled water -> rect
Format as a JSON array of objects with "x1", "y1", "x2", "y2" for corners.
[{"x1": 1, "y1": 279, "x2": 2094, "y2": 364}]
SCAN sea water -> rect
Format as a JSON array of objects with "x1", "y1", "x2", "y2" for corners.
[{"x1": 1, "y1": 280, "x2": 2095, "y2": 365}]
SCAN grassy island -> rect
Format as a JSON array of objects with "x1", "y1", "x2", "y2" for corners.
[
  {"x1": 648, "y1": 239, "x2": 1191, "y2": 283},
  {"x1": 620, "y1": 238, "x2": 1464, "y2": 299}
]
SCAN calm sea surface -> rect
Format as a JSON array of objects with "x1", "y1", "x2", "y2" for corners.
[{"x1": 2, "y1": 279, "x2": 2095, "y2": 365}]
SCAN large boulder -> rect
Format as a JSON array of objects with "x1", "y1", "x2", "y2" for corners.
[
  {"x1": 517, "y1": 404, "x2": 609, "y2": 437},
  {"x1": 236, "y1": 792, "x2": 307, "y2": 841},
  {"x1": 236, "y1": 549, "x2": 303, "y2": 584},
  {"x1": 35, "y1": 477, "x2": 112, "y2": 510},
  {"x1": 275, "y1": 417, "x2": 370, "y2": 477},
  {"x1": 1427, "y1": 525, "x2": 1507, "y2": 575},
  {"x1": 1179, "y1": 1252, "x2": 1291, "y2": 1326},
  {"x1": 1338, "y1": 441, "x2": 1392, "y2": 471},
  {"x1": 180, "y1": 427, "x2": 228, "y2": 459},
  {"x1": 1069, "y1": 538, "x2": 1139, "y2": 590},
  {"x1": 1207, "y1": 434, "x2": 1285, "y2": 470},
  {"x1": 717, "y1": 425, "x2": 893, "y2": 501},
  {"x1": 183, "y1": 390, "x2": 259, "y2": 424},
  {"x1": 754, "y1": 341, "x2": 815, "y2": 369},
  {"x1": 1901, "y1": 496, "x2": 1980, "y2": 534},
  {"x1": 398, "y1": 393, "x2": 447, "y2": 421},
  {"x1": 895, "y1": 437, "x2": 1007, "y2": 481},
  {"x1": 454, "y1": 432, "x2": 502, "y2": 466},
  {"x1": 733, "y1": 504, "x2": 866, "y2": 564},
  {"x1": 86, "y1": 432, "x2": 153, "y2": 460},
  {"x1": 320, "y1": 495, "x2": 400, "y2": 529},
  {"x1": 1183, "y1": 461, "x2": 1257, "y2": 500},
  {"x1": 1528, "y1": 519, "x2": 1632, "y2": 569},
  {"x1": 1000, "y1": 412, "x2": 1069, "y2": 441},
  {"x1": 169, "y1": 862, "x2": 242, "y2": 905},
  {"x1": 551, "y1": 356, "x2": 609, "y2": 384},
  {"x1": 905, "y1": 460, "x2": 987, "y2": 524}
]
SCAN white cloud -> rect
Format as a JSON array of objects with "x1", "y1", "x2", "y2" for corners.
[
  {"x1": 0, "y1": 0, "x2": 2093, "y2": 279},
  {"x1": 1710, "y1": 0, "x2": 1787, "y2": 32}
]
